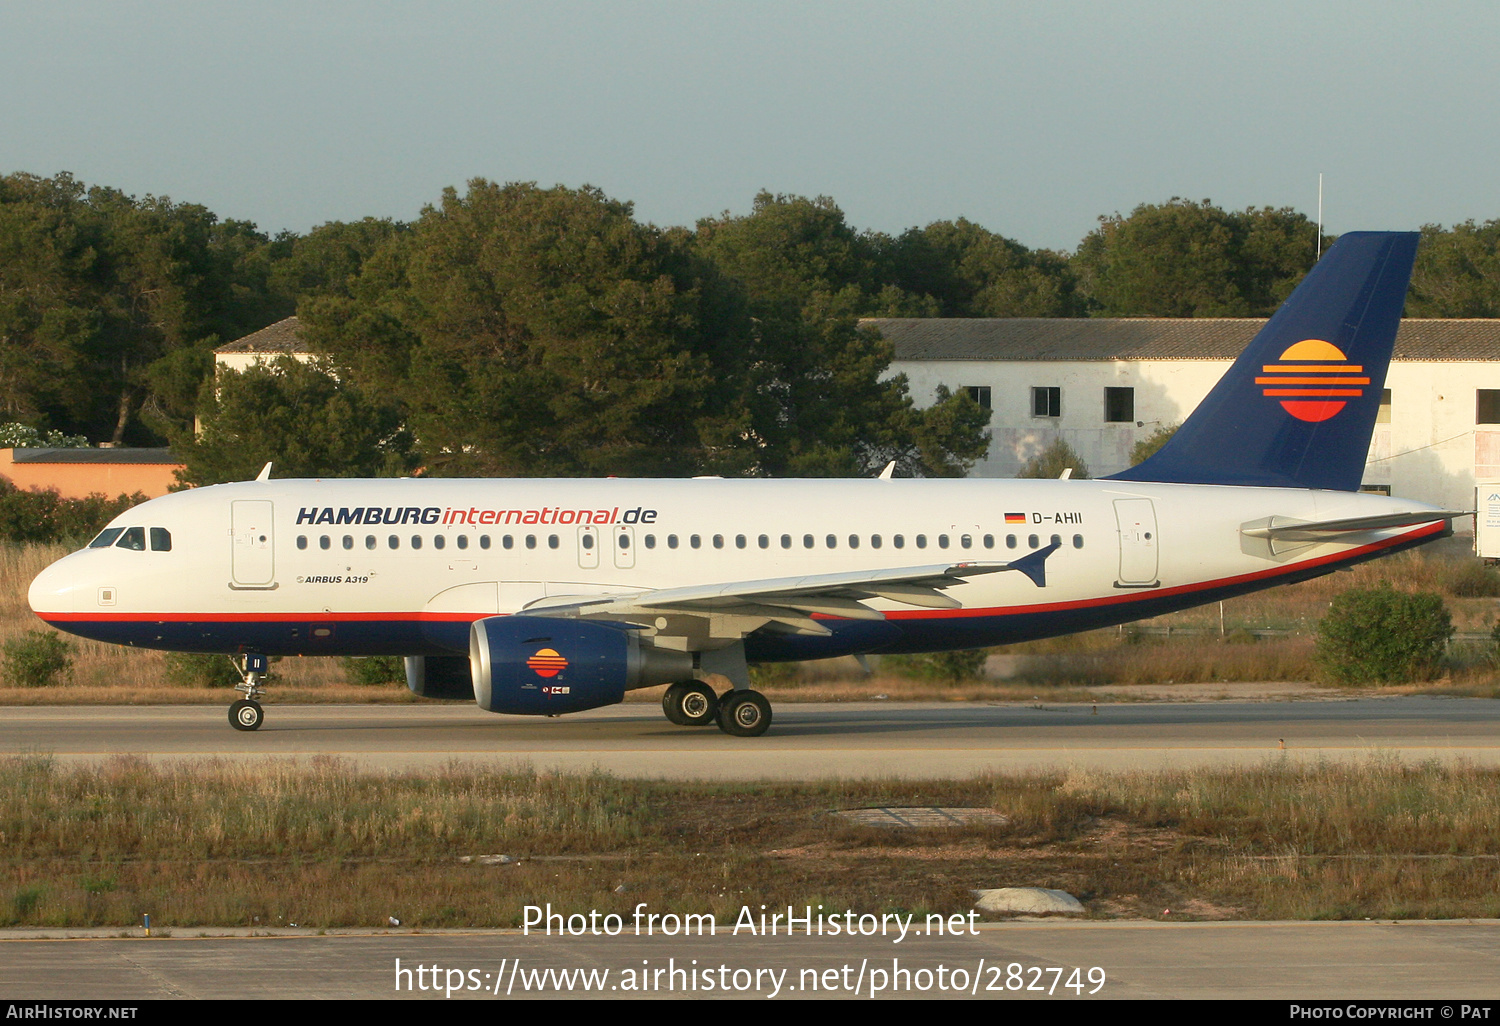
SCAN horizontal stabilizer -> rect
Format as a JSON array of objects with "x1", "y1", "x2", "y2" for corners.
[{"x1": 1241, "y1": 510, "x2": 1470, "y2": 542}]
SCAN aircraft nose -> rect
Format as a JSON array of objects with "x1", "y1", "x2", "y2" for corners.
[{"x1": 28, "y1": 556, "x2": 79, "y2": 619}]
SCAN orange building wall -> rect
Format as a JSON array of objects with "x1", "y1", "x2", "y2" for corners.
[{"x1": 0, "y1": 450, "x2": 184, "y2": 500}]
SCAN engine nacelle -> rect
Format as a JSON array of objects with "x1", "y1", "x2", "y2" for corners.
[
  {"x1": 469, "y1": 616, "x2": 693, "y2": 715},
  {"x1": 405, "y1": 655, "x2": 475, "y2": 701}
]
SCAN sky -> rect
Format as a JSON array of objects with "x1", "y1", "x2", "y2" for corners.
[{"x1": 3, "y1": 0, "x2": 1498, "y2": 252}]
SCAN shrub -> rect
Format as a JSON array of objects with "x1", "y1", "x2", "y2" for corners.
[
  {"x1": 1315, "y1": 584, "x2": 1453, "y2": 684},
  {"x1": 341, "y1": 656, "x2": 405, "y2": 686},
  {"x1": 1, "y1": 630, "x2": 73, "y2": 687},
  {"x1": 0, "y1": 482, "x2": 145, "y2": 545},
  {"x1": 163, "y1": 652, "x2": 242, "y2": 689},
  {"x1": 1017, "y1": 439, "x2": 1089, "y2": 479},
  {"x1": 882, "y1": 649, "x2": 989, "y2": 683}
]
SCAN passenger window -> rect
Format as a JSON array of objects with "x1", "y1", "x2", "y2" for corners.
[
  {"x1": 1028, "y1": 534, "x2": 1039, "y2": 549},
  {"x1": 848, "y1": 535, "x2": 859, "y2": 549},
  {"x1": 1051, "y1": 534, "x2": 1061, "y2": 547},
  {"x1": 983, "y1": 534, "x2": 994, "y2": 549},
  {"x1": 456, "y1": 535, "x2": 468, "y2": 550},
  {"x1": 583, "y1": 534, "x2": 596, "y2": 551},
  {"x1": 871, "y1": 534, "x2": 882, "y2": 549},
  {"x1": 525, "y1": 535, "x2": 537, "y2": 549},
  {"x1": 612, "y1": 533, "x2": 624, "y2": 549},
  {"x1": 668, "y1": 534, "x2": 679, "y2": 549},
  {"x1": 893, "y1": 534, "x2": 904, "y2": 549},
  {"x1": 296, "y1": 535, "x2": 308, "y2": 551},
  {"x1": 735, "y1": 534, "x2": 746, "y2": 549},
  {"x1": 1006, "y1": 535, "x2": 1017, "y2": 549},
  {"x1": 826, "y1": 534, "x2": 837, "y2": 549},
  {"x1": 149, "y1": 528, "x2": 172, "y2": 552},
  {"x1": 645, "y1": 534, "x2": 656, "y2": 549},
  {"x1": 1073, "y1": 534, "x2": 1084, "y2": 549},
  {"x1": 916, "y1": 534, "x2": 927, "y2": 549},
  {"x1": 483, "y1": 535, "x2": 494, "y2": 549},
  {"x1": 691, "y1": 535, "x2": 701, "y2": 549},
  {"x1": 803, "y1": 535, "x2": 814, "y2": 549},
  {"x1": 758, "y1": 535, "x2": 769, "y2": 549},
  {"x1": 366, "y1": 535, "x2": 376, "y2": 550},
  {"x1": 342, "y1": 535, "x2": 354, "y2": 550},
  {"x1": 549, "y1": 535, "x2": 559, "y2": 549},
  {"x1": 320, "y1": 535, "x2": 331, "y2": 550},
  {"x1": 433, "y1": 535, "x2": 445, "y2": 550},
  {"x1": 713, "y1": 535, "x2": 724, "y2": 549},
  {"x1": 115, "y1": 527, "x2": 146, "y2": 551},
  {"x1": 388, "y1": 535, "x2": 400, "y2": 549},
  {"x1": 780, "y1": 535, "x2": 791, "y2": 549},
  {"x1": 960, "y1": 534, "x2": 972, "y2": 549},
  {"x1": 89, "y1": 528, "x2": 125, "y2": 549},
  {"x1": 411, "y1": 535, "x2": 422, "y2": 550},
  {"x1": 938, "y1": 534, "x2": 949, "y2": 549}
]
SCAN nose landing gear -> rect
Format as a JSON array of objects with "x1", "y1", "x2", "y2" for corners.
[{"x1": 228, "y1": 653, "x2": 268, "y2": 731}]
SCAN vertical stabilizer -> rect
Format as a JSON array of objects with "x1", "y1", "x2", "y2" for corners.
[{"x1": 1107, "y1": 231, "x2": 1418, "y2": 491}]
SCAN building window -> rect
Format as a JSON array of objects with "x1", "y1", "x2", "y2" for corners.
[
  {"x1": 1032, "y1": 386, "x2": 1061, "y2": 418},
  {"x1": 962, "y1": 385, "x2": 992, "y2": 411},
  {"x1": 1478, "y1": 390, "x2": 1500, "y2": 424},
  {"x1": 1104, "y1": 387, "x2": 1134, "y2": 423},
  {"x1": 1377, "y1": 388, "x2": 1392, "y2": 424}
]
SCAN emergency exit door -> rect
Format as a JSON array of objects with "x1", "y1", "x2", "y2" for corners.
[
  {"x1": 1113, "y1": 498, "x2": 1159, "y2": 587},
  {"x1": 231, "y1": 500, "x2": 276, "y2": 588}
]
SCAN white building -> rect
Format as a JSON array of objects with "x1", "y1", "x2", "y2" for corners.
[
  {"x1": 214, "y1": 316, "x2": 310, "y2": 373},
  {"x1": 875, "y1": 317, "x2": 1500, "y2": 522}
]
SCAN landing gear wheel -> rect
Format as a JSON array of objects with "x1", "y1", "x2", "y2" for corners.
[
  {"x1": 229, "y1": 699, "x2": 263, "y2": 732},
  {"x1": 716, "y1": 689, "x2": 771, "y2": 737},
  {"x1": 663, "y1": 681, "x2": 719, "y2": 727}
]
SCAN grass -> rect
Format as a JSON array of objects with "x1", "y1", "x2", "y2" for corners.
[
  {"x1": 0, "y1": 754, "x2": 1496, "y2": 927},
  {"x1": 6, "y1": 541, "x2": 1500, "y2": 697}
]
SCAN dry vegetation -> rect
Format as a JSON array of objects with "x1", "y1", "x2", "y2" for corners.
[{"x1": 1, "y1": 755, "x2": 1496, "y2": 928}]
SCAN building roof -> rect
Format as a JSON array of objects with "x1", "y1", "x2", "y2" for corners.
[
  {"x1": 215, "y1": 316, "x2": 308, "y2": 354},
  {"x1": 8, "y1": 447, "x2": 180, "y2": 465},
  {"x1": 866, "y1": 318, "x2": 1500, "y2": 363}
]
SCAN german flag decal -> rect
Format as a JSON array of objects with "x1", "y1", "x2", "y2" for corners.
[
  {"x1": 526, "y1": 648, "x2": 568, "y2": 678},
  {"x1": 1255, "y1": 338, "x2": 1370, "y2": 422},
  {"x1": 1004, "y1": 513, "x2": 1026, "y2": 524}
]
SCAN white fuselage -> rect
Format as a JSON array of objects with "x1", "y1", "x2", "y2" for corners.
[{"x1": 28, "y1": 476, "x2": 1448, "y2": 662}]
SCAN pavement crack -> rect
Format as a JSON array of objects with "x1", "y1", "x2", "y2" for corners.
[{"x1": 116, "y1": 950, "x2": 195, "y2": 998}]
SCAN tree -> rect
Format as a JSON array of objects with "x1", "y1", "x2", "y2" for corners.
[
  {"x1": 172, "y1": 356, "x2": 416, "y2": 485},
  {"x1": 1130, "y1": 424, "x2": 1178, "y2": 466},
  {"x1": 1072, "y1": 198, "x2": 1323, "y2": 317},
  {"x1": 1407, "y1": 221, "x2": 1500, "y2": 317},
  {"x1": 304, "y1": 183, "x2": 991, "y2": 479},
  {"x1": 693, "y1": 192, "x2": 991, "y2": 476},
  {"x1": 1018, "y1": 438, "x2": 1089, "y2": 479},
  {"x1": 0, "y1": 172, "x2": 287, "y2": 445},
  {"x1": 880, "y1": 218, "x2": 1082, "y2": 317}
]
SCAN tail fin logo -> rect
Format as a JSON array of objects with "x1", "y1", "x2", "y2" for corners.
[
  {"x1": 526, "y1": 648, "x2": 568, "y2": 678},
  {"x1": 1255, "y1": 338, "x2": 1370, "y2": 423}
]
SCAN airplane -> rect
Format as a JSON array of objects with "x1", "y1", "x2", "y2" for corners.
[{"x1": 27, "y1": 231, "x2": 1467, "y2": 737}]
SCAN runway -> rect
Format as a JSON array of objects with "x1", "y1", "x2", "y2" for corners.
[
  {"x1": 2, "y1": 696, "x2": 1497, "y2": 777},
  {"x1": 0, "y1": 921, "x2": 1497, "y2": 999}
]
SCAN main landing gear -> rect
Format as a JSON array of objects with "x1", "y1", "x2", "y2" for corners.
[
  {"x1": 661, "y1": 680, "x2": 773, "y2": 737},
  {"x1": 228, "y1": 653, "x2": 269, "y2": 732}
]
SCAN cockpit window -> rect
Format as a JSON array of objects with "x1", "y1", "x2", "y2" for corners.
[
  {"x1": 88, "y1": 528, "x2": 124, "y2": 549},
  {"x1": 115, "y1": 527, "x2": 146, "y2": 551},
  {"x1": 149, "y1": 528, "x2": 172, "y2": 552}
]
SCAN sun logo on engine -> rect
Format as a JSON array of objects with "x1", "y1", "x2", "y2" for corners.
[
  {"x1": 1255, "y1": 338, "x2": 1370, "y2": 422},
  {"x1": 526, "y1": 648, "x2": 568, "y2": 678}
]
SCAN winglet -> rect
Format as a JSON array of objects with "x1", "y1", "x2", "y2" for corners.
[
  {"x1": 879, "y1": 461, "x2": 896, "y2": 480},
  {"x1": 255, "y1": 462, "x2": 273, "y2": 482},
  {"x1": 1006, "y1": 539, "x2": 1062, "y2": 588}
]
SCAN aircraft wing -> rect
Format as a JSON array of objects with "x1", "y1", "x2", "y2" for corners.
[{"x1": 522, "y1": 543, "x2": 1060, "y2": 640}]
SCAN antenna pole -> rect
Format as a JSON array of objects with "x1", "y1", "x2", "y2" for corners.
[{"x1": 1316, "y1": 173, "x2": 1323, "y2": 260}]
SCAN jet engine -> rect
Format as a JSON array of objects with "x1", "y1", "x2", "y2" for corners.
[{"x1": 469, "y1": 615, "x2": 693, "y2": 715}]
